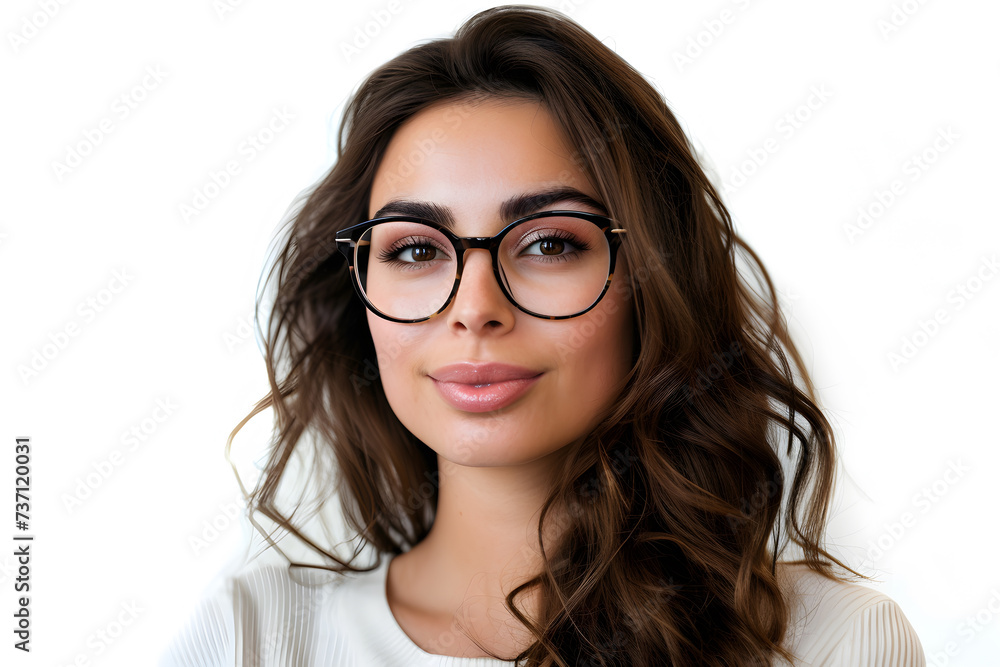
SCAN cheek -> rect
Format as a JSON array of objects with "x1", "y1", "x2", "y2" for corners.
[
  {"x1": 558, "y1": 283, "x2": 634, "y2": 393},
  {"x1": 366, "y1": 314, "x2": 421, "y2": 398}
]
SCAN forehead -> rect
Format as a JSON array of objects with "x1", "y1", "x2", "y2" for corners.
[{"x1": 367, "y1": 98, "x2": 598, "y2": 228}]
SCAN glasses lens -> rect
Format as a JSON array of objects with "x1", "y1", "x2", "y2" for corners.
[
  {"x1": 356, "y1": 221, "x2": 457, "y2": 320},
  {"x1": 354, "y1": 216, "x2": 612, "y2": 320},
  {"x1": 498, "y1": 215, "x2": 611, "y2": 317}
]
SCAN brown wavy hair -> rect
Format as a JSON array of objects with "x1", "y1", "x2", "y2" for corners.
[{"x1": 226, "y1": 5, "x2": 861, "y2": 666}]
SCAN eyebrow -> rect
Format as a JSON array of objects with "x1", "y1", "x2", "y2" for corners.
[{"x1": 370, "y1": 186, "x2": 610, "y2": 228}]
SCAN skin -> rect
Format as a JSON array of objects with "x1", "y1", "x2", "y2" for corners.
[{"x1": 366, "y1": 97, "x2": 634, "y2": 659}]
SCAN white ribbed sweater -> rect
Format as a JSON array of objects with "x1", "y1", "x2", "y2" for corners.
[{"x1": 159, "y1": 556, "x2": 925, "y2": 666}]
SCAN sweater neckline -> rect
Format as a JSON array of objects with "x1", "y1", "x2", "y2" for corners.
[{"x1": 370, "y1": 554, "x2": 519, "y2": 666}]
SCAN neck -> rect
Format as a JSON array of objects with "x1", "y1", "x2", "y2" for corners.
[{"x1": 395, "y1": 449, "x2": 573, "y2": 616}]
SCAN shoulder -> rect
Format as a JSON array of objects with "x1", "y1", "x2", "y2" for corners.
[
  {"x1": 158, "y1": 563, "x2": 353, "y2": 667},
  {"x1": 778, "y1": 563, "x2": 926, "y2": 667}
]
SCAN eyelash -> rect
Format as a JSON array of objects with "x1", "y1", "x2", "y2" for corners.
[
  {"x1": 376, "y1": 236, "x2": 449, "y2": 266},
  {"x1": 374, "y1": 228, "x2": 593, "y2": 265},
  {"x1": 516, "y1": 229, "x2": 591, "y2": 260}
]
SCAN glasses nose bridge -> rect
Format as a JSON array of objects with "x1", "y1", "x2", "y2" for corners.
[
  {"x1": 455, "y1": 235, "x2": 495, "y2": 251},
  {"x1": 453, "y1": 235, "x2": 498, "y2": 277},
  {"x1": 449, "y1": 235, "x2": 513, "y2": 314}
]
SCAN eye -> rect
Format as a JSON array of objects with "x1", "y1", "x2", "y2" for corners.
[
  {"x1": 396, "y1": 245, "x2": 437, "y2": 262},
  {"x1": 376, "y1": 234, "x2": 449, "y2": 265},
  {"x1": 524, "y1": 238, "x2": 567, "y2": 256},
  {"x1": 518, "y1": 230, "x2": 590, "y2": 258}
]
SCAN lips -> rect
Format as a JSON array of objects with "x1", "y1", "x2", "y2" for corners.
[
  {"x1": 429, "y1": 362, "x2": 541, "y2": 384},
  {"x1": 429, "y1": 362, "x2": 542, "y2": 412}
]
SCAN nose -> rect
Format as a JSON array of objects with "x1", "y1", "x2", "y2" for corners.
[{"x1": 444, "y1": 247, "x2": 516, "y2": 334}]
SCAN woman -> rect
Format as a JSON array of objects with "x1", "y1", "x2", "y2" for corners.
[{"x1": 162, "y1": 6, "x2": 925, "y2": 666}]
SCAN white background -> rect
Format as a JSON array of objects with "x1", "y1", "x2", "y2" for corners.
[{"x1": 2, "y1": 0, "x2": 997, "y2": 665}]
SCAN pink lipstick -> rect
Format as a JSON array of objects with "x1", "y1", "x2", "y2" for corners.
[{"x1": 429, "y1": 362, "x2": 542, "y2": 413}]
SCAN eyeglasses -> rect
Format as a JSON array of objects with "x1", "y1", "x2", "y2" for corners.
[{"x1": 335, "y1": 210, "x2": 627, "y2": 323}]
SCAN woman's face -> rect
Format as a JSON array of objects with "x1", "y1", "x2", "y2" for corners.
[{"x1": 365, "y1": 97, "x2": 634, "y2": 468}]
